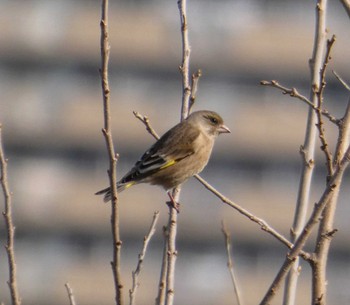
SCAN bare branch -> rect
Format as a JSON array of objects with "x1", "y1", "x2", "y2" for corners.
[
  {"x1": 332, "y1": 70, "x2": 350, "y2": 92},
  {"x1": 311, "y1": 98, "x2": 350, "y2": 305},
  {"x1": 99, "y1": 1, "x2": 124, "y2": 304},
  {"x1": 194, "y1": 174, "x2": 311, "y2": 261},
  {"x1": 164, "y1": 189, "x2": 180, "y2": 305},
  {"x1": 0, "y1": 124, "x2": 21, "y2": 305},
  {"x1": 178, "y1": 0, "x2": 192, "y2": 120},
  {"x1": 315, "y1": 35, "x2": 336, "y2": 177},
  {"x1": 334, "y1": 99, "x2": 350, "y2": 167},
  {"x1": 261, "y1": 145, "x2": 350, "y2": 305},
  {"x1": 260, "y1": 80, "x2": 338, "y2": 125},
  {"x1": 65, "y1": 283, "x2": 77, "y2": 305},
  {"x1": 339, "y1": 0, "x2": 350, "y2": 18},
  {"x1": 221, "y1": 221, "x2": 243, "y2": 305},
  {"x1": 161, "y1": 2, "x2": 194, "y2": 303},
  {"x1": 133, "y1": 111, "x2": 160, "y2": 139},
  {"x1": 129, "y1": 211, "x2": 160, "y2": 305},
  {"x1": 189, "y1": 69, "x2": 202, "y2": 109},
  {"x1": 281, "y1": 1, "x2": 329, "y2": 304},
  {"x1": 155, "y1": 226, "x2": 169, "y2": 305}
]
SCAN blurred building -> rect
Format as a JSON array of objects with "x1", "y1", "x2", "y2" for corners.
[{"x1": 0, "y1": 0, "x2": 350, "y2": 304}]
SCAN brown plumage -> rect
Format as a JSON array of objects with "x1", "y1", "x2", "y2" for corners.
[{"x1": 95, "y1": 110, "x2": 230, "y2": 202}]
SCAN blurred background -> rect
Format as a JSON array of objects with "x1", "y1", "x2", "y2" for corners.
[{"x1": 1, "y1": 0, "x2": 350, "y2": 304}]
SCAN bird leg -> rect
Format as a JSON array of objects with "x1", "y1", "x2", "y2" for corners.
[{"x1": 166, "y1": 191, "x2": 180, "y2": 213}]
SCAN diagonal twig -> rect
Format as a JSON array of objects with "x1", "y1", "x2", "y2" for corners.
[
  {"x1": 129, "y1": 211, "x2": 160, "y2": 305},
  {"x1": 221, "y1": 221, "x2": 243, "y2": 305},
  {"x1": 65, "y1": 282, "x2": 77, "y2": 305},
  {"x1": 194, "y1": 175, "x2": 311, "y2": 261},
  {"x1": 133, "y1": 111, "x2": 160, "y2": 139},
  {"x1": 260, "y1": 80, "x2": 339, "y2": 125},
  {"x1": 332, "y1": 70, "x2": 350, "y2": 92},
  {"x1": 339, "y1": 0, "x2": 350, "y2": 18}
]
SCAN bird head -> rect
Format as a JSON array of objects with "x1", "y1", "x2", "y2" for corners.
[{"x1": 188, "y1": 110, "x2": 231, "y2": 137}]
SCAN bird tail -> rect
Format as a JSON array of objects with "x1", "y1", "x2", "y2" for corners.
[
  {"x1": 95, "y1": 181, "x2": 136, "y2": 202},
  {"x1": 94, "y1": 186, "x2": 113, "y2": 203}
]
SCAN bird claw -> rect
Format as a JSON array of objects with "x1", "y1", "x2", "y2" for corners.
[
  {"x1": 166, "y1": 200, "x2": 180, "y2": 213},
  {"x1": 166, "y1": 191, "x2": 180, "y2": 213}
]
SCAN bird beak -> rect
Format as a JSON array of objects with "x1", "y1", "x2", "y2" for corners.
[{"x1": 218, "y1": 124, "x2": 231, "y2": 134}]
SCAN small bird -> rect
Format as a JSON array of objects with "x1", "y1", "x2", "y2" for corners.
[{"x1": 95, "y1": 110, "x2": 230, "y2": 207}]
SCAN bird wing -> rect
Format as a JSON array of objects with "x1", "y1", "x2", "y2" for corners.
[{"x1": 119, "y1": 123, "x2": 200, "y2": 184}]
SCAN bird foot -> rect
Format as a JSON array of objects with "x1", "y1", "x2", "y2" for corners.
[
  {"x1": 166, "y1": 192, "x2": 180, "y2": 213},
  {"x1": 166, "y1": 200, "x2": 180, "y2": 213}
]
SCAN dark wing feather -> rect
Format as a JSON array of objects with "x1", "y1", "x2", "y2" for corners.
[{"x1": 119, "y1": 122, "x2": 200, "y2": 184}]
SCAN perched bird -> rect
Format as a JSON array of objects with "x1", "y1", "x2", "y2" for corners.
[{"x1": 95, "y1": 110, "x2": 230, "y2": 205}]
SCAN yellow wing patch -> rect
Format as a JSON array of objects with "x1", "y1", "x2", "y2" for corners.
[
  {"x1": 124, "y1": 181, "x2": 136, "y2": 189},
  {"x1": 159, "y1": 160, "x2": 176, "y2": 170}
]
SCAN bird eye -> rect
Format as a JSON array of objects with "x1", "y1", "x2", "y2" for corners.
[{"x1": 209, "y1": 116, "x2": 218, "y2": 124}]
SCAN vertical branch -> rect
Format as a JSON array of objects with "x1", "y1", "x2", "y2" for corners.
[
  {"x1": 283, "y1": 1, "x2": 328, "y2": 304},
  {"x1": 162, "y1": 2, "x2": 193, "y2": 305},
  {"x1": 164, "y1": 191, "x2": 179, "y2": 305},
  {"x1": 100, "y1": 1, "x2": 124, "y2": 305},
  {"x1": 155, "y1": 226, "x2": 169, "y2": 305},
  {"x1": 0, "y1": 125, "x2": 21, "y2": 305},
  {"x1": 311, "y1": 98, "x2": 350, "y2": 305},
  {"x1": 178, "y1": 0, "x2": 192, "y2": 119},
  {"x1": 315, "y1": 36, "x2": 336, "y2": 179}
]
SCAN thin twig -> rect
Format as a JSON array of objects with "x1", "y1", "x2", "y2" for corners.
[
  {"x1": 178, "y1": 0, "x2": 191, "y2": 120},
  {"x1": 0, "y1": 124, "x2": 21, "y2": 305},
  {"x1": 100, "y1": 1, "x2": 124, "y2": 304},
  {"x1": 260, "y1": 146, "x2": 350, "y2": 305},
  {"x1": 133, "y1": 111, "x2": 160, "y2": 139},
  {"x1": 165, "y1": 193, "x2": 179, "y2": 305},
  {"x1": 221, "y1": 221, "x2": 243, "y2": 305},
  {"x1": 334, "y1": 99, "x2": 350, "y2": 167},
  {"x1": 315, "y1": 35, "x2": 336, "y2": 178},
  {"x1": 194, "y1": 174, "x2": 311, "y2": 261},
  {"x1": 339, "y1": 0, "x2": 350, "y2": 18},
  {"x1": 65, "y1": 283, "x2": 77, "y2": 305},
  {"x1": 129, "y1": 211, "x2": 160, "y2": 305},
  {"x1": 332, "y1": 70, "x2": 350, "y2": 92},
  {"x1": 190, "y1": 69, "x2": 202, "y2": 110},
  {"x1": 260, "y1": 80, "x2": 338, "y2": 125}
]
